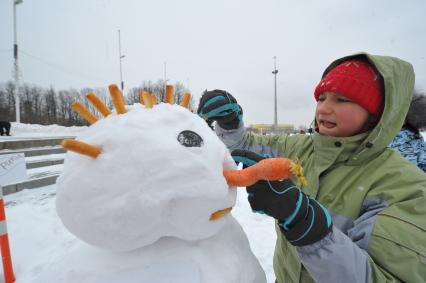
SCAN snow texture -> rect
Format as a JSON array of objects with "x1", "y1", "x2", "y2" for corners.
[{"x1": 51, "y1": 102, "x2": 266, "y2": 282}]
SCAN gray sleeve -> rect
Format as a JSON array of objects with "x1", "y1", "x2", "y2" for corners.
[
  {"x1": 294, "y1": 190, "x2": 390, "y2": 282},
  {"x1": 215, "y1": 123, "x2": 282, "y2": 157},
  {"x1": 296, "y1": 226, "x2": 372, "y2": 283},
  {"x1": 214, "y1": 122, "x2": 247, "y2": 152}
]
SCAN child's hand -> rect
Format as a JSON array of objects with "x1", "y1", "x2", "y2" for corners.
[
  {"x1": 197, "y1": 90, "x2": 243, "y2": 130},
  {"x1": 231, "y1": 149, "x2": 333, "y2": 246}
]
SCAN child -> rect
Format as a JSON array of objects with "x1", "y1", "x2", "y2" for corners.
[
  {"x1": 390, "y1": 91, "x2": 426, "y2": 172},
  {"x1": 198, "y1": 53, "x2": 426, "y2": 282}
]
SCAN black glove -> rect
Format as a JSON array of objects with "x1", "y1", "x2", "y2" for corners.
[
  {"x1": 197, "y1": 89, "x2": 243, "y2": 130},
  {"x1": 231, "y1": 149, "x2": 333, "y2": 246}
]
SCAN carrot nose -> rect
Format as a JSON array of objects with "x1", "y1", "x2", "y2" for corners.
[{"x1": 223, "y1": 158, "x2": 307, "y2": 187}]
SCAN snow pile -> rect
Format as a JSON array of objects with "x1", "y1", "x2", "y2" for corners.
[
  {"x1": 44, "y1": 102, "x2": 266, "y2": 282},
  {"x1": 7, "y1": 122, "x2": 86, "y2": 137},
  {"x1": 2, "y1": 186, "x2": 78, "y2": 281}
]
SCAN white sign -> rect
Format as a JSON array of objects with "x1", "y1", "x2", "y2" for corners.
[{"x1": 0, "y1": 153, "x2": 28, "y2": 186}]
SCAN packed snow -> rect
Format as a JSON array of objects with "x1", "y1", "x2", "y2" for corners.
[
  {"x1": 56, "y1": 104, "x2": 240, "y2": 251},
  {"x1": 26, "y1": 164, "x2": 64, "y2": 180}
]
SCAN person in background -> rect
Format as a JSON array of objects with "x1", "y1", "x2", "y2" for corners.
[
  {"x1": 0, "y1": 121, "x2": 11, "y2": 136},
  {"x1": 198, "y1": 53, "x2": 426, "y2": 282},
  {"x1": 390, "y1": 90, "x2": 426, "y2": 172}
]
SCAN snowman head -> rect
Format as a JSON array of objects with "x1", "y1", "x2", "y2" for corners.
[{"x1": 56, "y1": 85, "x2": 236, "y2": 251}]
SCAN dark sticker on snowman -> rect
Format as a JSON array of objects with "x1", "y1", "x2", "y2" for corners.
[{"x1": 177, "y1": 130, "x2": 204, "y2": 147}]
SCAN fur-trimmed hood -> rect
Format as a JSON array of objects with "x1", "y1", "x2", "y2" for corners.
[{"x1": 405, "y1": 89, "x2": 426, "y2": 131}]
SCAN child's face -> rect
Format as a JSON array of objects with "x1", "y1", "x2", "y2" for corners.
[{"x1": 315, "y1": 92, "x2": 370, "y2": 137}]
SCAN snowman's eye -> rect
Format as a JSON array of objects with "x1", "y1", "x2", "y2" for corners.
[{"x1": 177, "y1": 130, "x2": 204, "y2": 147}]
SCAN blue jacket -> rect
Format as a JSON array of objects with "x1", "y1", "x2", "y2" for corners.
[{"x1": 390, "y1": 128, "x2": 426, "y2": 173}]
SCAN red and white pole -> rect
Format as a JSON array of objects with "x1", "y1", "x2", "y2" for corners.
[{"x1": 0, "y1": 186, "x2": 15, "y2": 283}]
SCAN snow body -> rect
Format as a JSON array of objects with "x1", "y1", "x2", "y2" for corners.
[
  {"x1": 50, "y1": 103, "x2": 265, "y2": 282},
  {"x1": 32, "y1": 216, "x2": 265, "y2": 283}
]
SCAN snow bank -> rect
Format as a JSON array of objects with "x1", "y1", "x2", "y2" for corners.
[{"x1": 6, "y1": 122, "x2": 86, "y2": 138}]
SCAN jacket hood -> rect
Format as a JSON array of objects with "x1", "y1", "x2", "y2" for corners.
[{"x1": 315, "y1": 52, "x2": 415, "y2": 165}]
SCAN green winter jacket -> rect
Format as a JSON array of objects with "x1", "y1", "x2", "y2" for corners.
[{"x1": 216, "y1": 53, "x2": 426, "y2": 282}]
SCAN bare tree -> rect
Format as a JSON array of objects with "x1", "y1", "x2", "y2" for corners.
[
  {"x1": 43, "y1": 87, "x2": 58, "y2": 124},
  {"x1": 21, "y1": 84, "x2": 34, "y2": 123},
  {"x1": 0, "y1": 80, "x2": 195, "y2": 125},
  {"x1": 2, "y1": 82, "x2": 16, "y2": 121},
  {"x1": 31, "y1": 85, "x2": 43, "y2": 124},
  {"x1": 126, "y1": 80, "x2": 192, "y2": 107},
  {"x1": 0, "y1": 86, "x2": 8, "y2": 121}
]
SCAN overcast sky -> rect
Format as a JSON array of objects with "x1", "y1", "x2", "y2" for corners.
[{"x1": 1, "y1": 0, "x2": 425, "y2": 126}]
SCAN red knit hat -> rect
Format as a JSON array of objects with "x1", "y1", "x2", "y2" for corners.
[{"x1": 314, "y1": 60, "x2": 384, "y2": 117}]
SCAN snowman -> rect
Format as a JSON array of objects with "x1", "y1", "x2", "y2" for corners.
[{"x1": 33, "y1": 85, "x2": 266, "y2": 283}]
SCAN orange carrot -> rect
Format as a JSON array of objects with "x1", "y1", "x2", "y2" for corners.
[
  {"x1": 223, "y1": 158, "x2": 307, "y2": 187},
  {"x1": 209, "y1": 207, "x2": 232, "y2": 221}
]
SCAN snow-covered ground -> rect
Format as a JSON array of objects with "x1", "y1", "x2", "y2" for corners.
[
  {"x1": 26, "y1": 164, "x2": 64, "y2": 180},
  {"x1": 0, "y1": 122, "x2": 86, "y2": 140}
]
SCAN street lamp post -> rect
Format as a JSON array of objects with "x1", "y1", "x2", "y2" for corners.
[
  {"x1": 272, "y1": 56, "x2": 279, "y2": 134},
  {"x1": 13, "y1": 0, "x2": 23, "y2": 123},
  {"x1": 118, "y1": 29, "x2": 125, "y2": 92}
]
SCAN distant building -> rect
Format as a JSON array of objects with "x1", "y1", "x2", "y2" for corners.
[{"x1": 247, "y1": 123, "x2": 295, "y2": 135}]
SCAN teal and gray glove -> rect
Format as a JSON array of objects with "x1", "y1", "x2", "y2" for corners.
[
  {"x1": 231, "y1": 149, "x2": 333, "y2": 246},
  {"x1": 197, "y1": 89, "x2": 243, "y2": 130}
]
